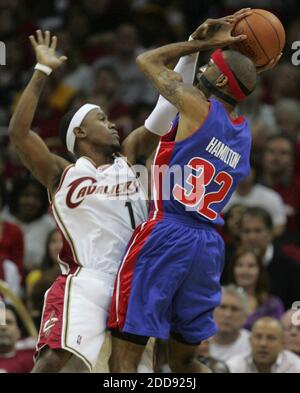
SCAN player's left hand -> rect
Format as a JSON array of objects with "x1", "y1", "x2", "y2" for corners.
[
  {"x1": 256, "y1": 53, "x2": 283, "y2": 73},
  {"x1": 192, "y1": 8, "x2": 256, "y2": 49},
  {"x1": 192, "y1": 8, "x2": 252, "y2": 41},
  {"x1": 29, "y1": 30, "x2": 67, "y2": 70}
]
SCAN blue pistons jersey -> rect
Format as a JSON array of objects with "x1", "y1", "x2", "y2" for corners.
[
  {"x1": 108, "y1": 98, "x2": 252, "y2": 343},
  {"x1": 150, "y1": 98, "x2": 251, "y2": 225}
]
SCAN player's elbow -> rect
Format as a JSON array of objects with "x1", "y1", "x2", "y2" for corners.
[
  {"x1": 136, "y1": 53, "x2": 148, "y2": 70},
  {"x1": 8, "y1": 117, "x2": 20, "y2": 143}
]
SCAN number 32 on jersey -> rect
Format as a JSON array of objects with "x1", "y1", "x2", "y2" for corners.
[{"x1": 173, "y1": 157, "x2": 233, "y2": 220}]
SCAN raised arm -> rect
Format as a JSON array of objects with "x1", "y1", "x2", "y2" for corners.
[{"x1": 9, "y1": 30, "x2": 69, "y2": 192}]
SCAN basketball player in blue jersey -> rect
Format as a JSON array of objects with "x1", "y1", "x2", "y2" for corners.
[
  {"x1": 7, "y1": 26, "x2": 211, "y2": 372},
  {"x1": 108, "y1": 11, "x2": 282, "y2": 372}
]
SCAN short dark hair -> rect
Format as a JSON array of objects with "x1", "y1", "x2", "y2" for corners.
[
  {"x1": 95, "y1": 65, "x2": 120, "y2": 82},
  {"x1": 58, "y1": 107, "x2": 79, "y2": 150},
  {"x1": 241, "y1": 206, "x2": 273, "y2": 230},
  {"x1": 223, "y1": 50, "x2": 257, "y2": 94},
  {"x1": 265, "y1": 133, "x2": 294, "y2": 153},
  {"x1": 9, "y1": 175, "x2": 49, "y2": 219}
]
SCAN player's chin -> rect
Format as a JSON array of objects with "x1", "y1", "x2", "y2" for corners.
[{"x1": 111, "y1": 138, "x2": 121, "y2": 153}]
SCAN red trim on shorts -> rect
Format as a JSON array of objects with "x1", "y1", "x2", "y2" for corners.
[
  {"x1": 108, "y1": 218, "x2": 162, "y2": 330},
  {"x1": 35, "y1": 275, "x2": 68, "y2": 355}
]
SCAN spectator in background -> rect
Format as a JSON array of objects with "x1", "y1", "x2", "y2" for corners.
[
  {"x1": 0, "y1": 305, "x2": 34, "y2": 373},
  {"x1": 240, "y1": 207, "x2": 300, "y2": 310},
  {"x1": 260, "y1": 135, "x2": 300, "y2": 235},
  {"x1": 93, "y1": 24, "x2": 157, "y2": 106},
  {"x1": 274, "y1": 98, "x2": 300, "y2": 175},
  {"x1": 0, "y1": 176, "x2": 24, "y2": 278},
  {"x1": 2, "y1": 176, "x2": 55, "y2": 272},
  {"x1": 0, "y1": 255, "x2": 22, "y2": 297},
  {"x1": 31, "y1": 81, "x2": 64, "y2": 155},
  {"x1": 25, "y1": 229, "x2": 62, "y2": 329},
  {"x1": 89, "y1": 66, "x2": 132, "y2": 140},
  {"x1": 224, "y1": 165, "x2": 286, "y2": 237},
  {"x1": 221, "y1": 204, "x2": 246, "y2": 284},
  {"x1": 238, "y1": 76, "x2": 277, "y2": 133},
  {"x1": 132, "y1": 3, "x2": 178, "y2": 47},
  {"x1": 228, "y1": 247, "x2": 284, "y2": 330},
  {"x1": 210, "y1": 285, "x2": 251, "y2": 362},
  {"x1": 264, "y1": 63, "x2": 300, "y2": 104},
  {"x1": 275, "y1": 98, "x2": 300, "y2": 144},
  {"x1": 77, "y1": 0, "x2": 130, "y2": 36},
  {"x1": 26, "y1": 228, "x2": 62, "y2": 294},
  {"x1": 281, "y1": 309, "x2": 300, "y2": 357},
  {"x1": 227, "y1": 317, "x2": 300, "y2": 373}
]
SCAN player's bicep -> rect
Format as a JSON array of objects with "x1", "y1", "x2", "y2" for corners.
[{"x1": 11, "y1": 130, "x2": 69, "y2": 189}]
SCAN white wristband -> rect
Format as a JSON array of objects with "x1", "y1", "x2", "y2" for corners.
[{"x1": 34, "y1": 63, "x2": 53, "y2": 76}]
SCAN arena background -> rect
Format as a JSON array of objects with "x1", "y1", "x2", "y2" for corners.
[{"x1": 0, "y1": 0, "x2": 300, "y2": 373}]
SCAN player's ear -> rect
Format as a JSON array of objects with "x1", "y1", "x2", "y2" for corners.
[
  {"x1": 215, "y1": 74, "x2": 228, "y2": 88},
  {"x1": 74, "y1": 126, "x2": 87, "y2": 139}
]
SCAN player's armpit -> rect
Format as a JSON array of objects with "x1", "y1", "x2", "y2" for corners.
[
  {"x1": 121, "y1": 126, "x2": 160, "y2": 165},
  {"x1": 10, "y1": 129, "x2": 69, "y2": 191}
]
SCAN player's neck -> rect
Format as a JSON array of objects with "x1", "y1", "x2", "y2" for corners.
[
  {"x1": 82, "y1": 151, "x2": 114, "y2": 167},
  {"x1": 211, "y1": 95, "x2": 236, "y2": 116}
]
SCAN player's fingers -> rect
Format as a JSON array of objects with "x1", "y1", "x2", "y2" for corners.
[
  {"x1": 45, "y1": 30, "x2": 50, "y2": 47},
  {"x1": 233, "y1": 10, "x2": 252, "y2": 23},
  {"x1": 59, "y1": 55, "x2": 68, "y2": 63},
  {"x1": 36, "y1": 30, "x2": 44, "y2": 44},
  {"x1": 208, "y1": 18, "x2": 231, "y2": 25},
  {"x1": 231, "y1": 34, "x2": 247, "y2": 42},
  {"x1": 50, "y1": 36, "x2": 57, "y2": 50},
  {"x1": 29, "y1": 35, "x2": 38, "y2": 49},
  {"x1": 233, "y1": 8, "x2": 252, "y2": 17}
]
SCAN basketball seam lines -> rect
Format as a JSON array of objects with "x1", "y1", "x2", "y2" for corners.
[
  {"x1": 253, "y1": 11, "x2": 281, "y2": 52},
  {"x1": 244, "y1": 17, "x2": 270, "y2": 62}
]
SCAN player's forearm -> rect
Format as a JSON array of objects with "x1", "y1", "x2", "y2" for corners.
[
  {"x1": 9, "y1": 70, "x2": 47, "y2": 142},
  {"x1": 145, "y1": 37, "x2": 199, "y2": 136},
  {"x1": 136, "y1": 40, "x2": 209, "y2": 75},
  {"x1": 136, "y1": 40, "x2": 211, "y2": 107}
]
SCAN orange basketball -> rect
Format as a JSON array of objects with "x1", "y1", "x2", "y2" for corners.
[{"x1": 231, "y1": 9, "x2": 286, "y2": 67}]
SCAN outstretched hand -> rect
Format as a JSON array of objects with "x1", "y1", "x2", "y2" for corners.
[
  {"x1": 29, "y1": 30, "x2": 67, "y2": 70},
  {"x1": 192, "y1": 8, "x2": 252, "y2": 46}
]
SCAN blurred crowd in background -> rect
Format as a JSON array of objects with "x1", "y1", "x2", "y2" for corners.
[{"x1": 1, "y1": 0, "x2": 300, "y2": 373}]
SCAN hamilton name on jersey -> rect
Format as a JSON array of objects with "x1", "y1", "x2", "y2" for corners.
[{"x1": 205, "y1": 137, "x2": 241, "y2": 169}]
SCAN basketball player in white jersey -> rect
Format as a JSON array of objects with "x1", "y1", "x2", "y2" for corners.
[{"x1": 8, "y1": 27, "x2": 203, "y2": 372}]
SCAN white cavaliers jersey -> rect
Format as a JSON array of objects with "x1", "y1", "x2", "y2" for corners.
[{"x1": 51, "y1": 156, "x2": 147, "y2": 276}]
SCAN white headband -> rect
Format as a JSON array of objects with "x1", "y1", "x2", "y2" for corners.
[{"x1": 66, "y1": 104, "x2": 100, "y2": 154}]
